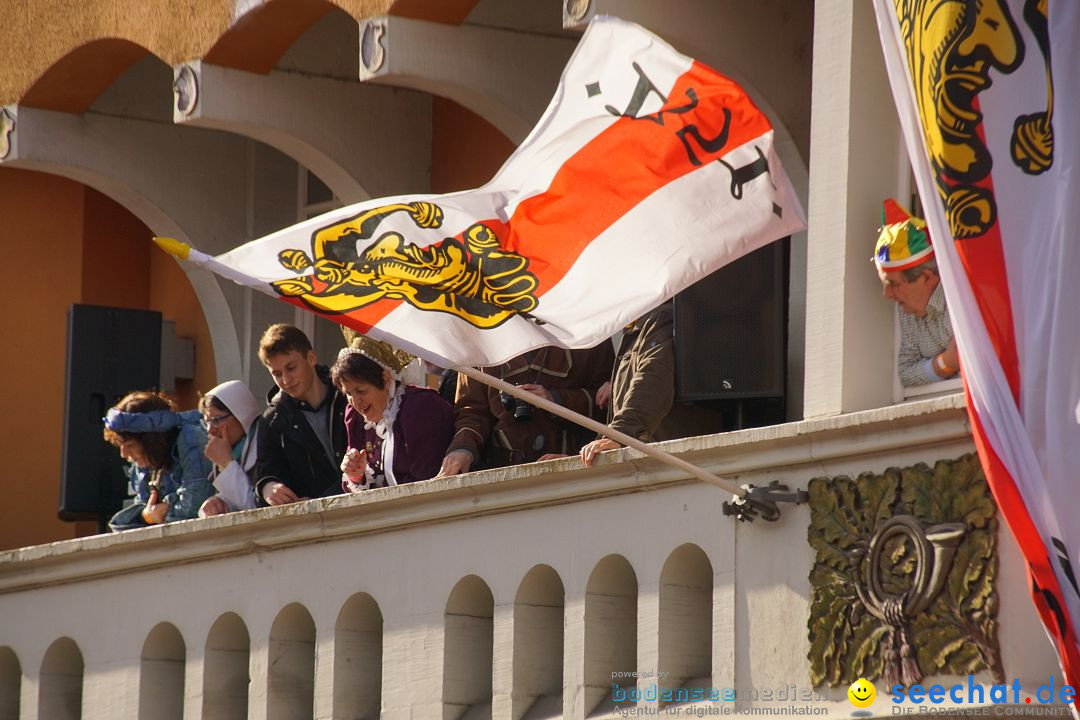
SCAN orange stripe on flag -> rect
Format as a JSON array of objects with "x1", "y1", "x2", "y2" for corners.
[
  {"x1": 506, "y1": 61, "x2": 772, "y2": 294},
  {"x1": 953, "y1": 116, "x2": 1020, "y2": 399}
]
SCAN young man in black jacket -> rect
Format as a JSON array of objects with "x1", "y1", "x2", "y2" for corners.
[{"x1": 255, "y1": 324, "x2": 348, "y2": 506}]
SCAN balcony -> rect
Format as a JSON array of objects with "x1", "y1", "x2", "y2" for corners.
[{"x1": 0, "y1": 393, "x2": 1065, "y2": 719}]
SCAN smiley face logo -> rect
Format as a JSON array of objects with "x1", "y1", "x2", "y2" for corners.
[{"x1": 847, "y1": 678, "x2": 876, "y2": 708}]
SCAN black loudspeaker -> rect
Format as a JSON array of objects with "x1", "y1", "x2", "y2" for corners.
[
  {"x1": 673, "y1": 239, "x2": 788, "y2": 402},
  {"x1": 59, "y1": 305, "x2": 162, "y2": 522}
]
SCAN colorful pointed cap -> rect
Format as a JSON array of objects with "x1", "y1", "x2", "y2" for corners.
[{"x1": 874, "y1": 199, "x2": 933, "y2": 271}]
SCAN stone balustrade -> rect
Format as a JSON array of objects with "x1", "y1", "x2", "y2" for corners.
[{"x1": 0, "y1": 395, "x2": 1064, "y2": 719}]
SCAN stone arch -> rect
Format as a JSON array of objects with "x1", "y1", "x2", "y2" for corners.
[
  {"x1": 204, "y1": 613, "x2": 250, "y2": 720},
  {"x1": 0, "y1": 646, "x2": 20, "y2": 720},
  {"x1": 357, "y1": 20, "x2": 565, "y2": 146},
  {"x1": 39, "y1": 637, "x2": 83, "y2": 720},
  {"x1": 334, "y1": 592, "x2": 383, "y2": 720},
  {"x1": 20, "y1": 38, "x2": 149, "y2": 113},
  {"x1": 443, "y1": 575, "x2": 494, "y2": 720},
  {"x1": 267, "y1": 603, "x2": 317, "y2": 720},
  {"x1": 1, "y1": 153, "x2": 243, "y2": 382},
  {"x1": 139, "y1": 622, "x2": 186, "y2": 720},
  {"x1": 512, "y1": 564, "x2": 565, "y2": 720},
  {"x1": 658, "y1": 544, "x2": 713, "y2": 698},
  {"x1": 583, "y1": 554, "x2": 638, "y2": 716},
  {"x1": 204, "y1": 0, "x2": 341, "y2": 74}
]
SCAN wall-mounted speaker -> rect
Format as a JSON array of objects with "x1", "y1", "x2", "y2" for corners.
[
  {"x1": 59, "y1": 305, "x2": 162, "y2": 522},
  {"x1": 673, "y1": 239, "x2": 788, "y2": 403}
]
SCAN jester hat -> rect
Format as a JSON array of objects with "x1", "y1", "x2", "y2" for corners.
[{"x1": 873, "y1": 199, "x2": 933, "y2": 271}]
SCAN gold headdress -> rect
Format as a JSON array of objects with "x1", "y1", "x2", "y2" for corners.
[{"x1": 339, "y1": 327, "x2": 414, "y2": 375}]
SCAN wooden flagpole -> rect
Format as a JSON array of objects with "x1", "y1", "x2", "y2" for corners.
[{"x1": 453, "y1": 365, "x2": 747, "y2": 498}]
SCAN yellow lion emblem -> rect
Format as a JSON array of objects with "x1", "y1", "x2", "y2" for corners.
[{"x1": 271, "y1": 201, "x2": 539, "y2": 329}]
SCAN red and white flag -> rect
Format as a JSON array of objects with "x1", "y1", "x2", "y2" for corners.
[
  {"x1": 192, "y1": 15, "x2": 804, "y2": 367},
  {"x1": 874, "y1": 0, "x2": 1080, "y2": 697}
]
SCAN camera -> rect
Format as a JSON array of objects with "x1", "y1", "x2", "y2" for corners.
[{"x1": 500, "y1": 390, "x2": 533, "y2": 422}]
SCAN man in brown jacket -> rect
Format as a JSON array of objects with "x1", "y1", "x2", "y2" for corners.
[
  {"x1": 581, "y1": 302, "x2": 677, "y2": 466},
  {"x1": 436, "y1": 343, "x2": 614, "y2": 475}
]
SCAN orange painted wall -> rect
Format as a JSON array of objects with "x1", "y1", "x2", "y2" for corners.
[
  {"x1": 0, "y1": 169, "x2": 88, "y2": 549},
  {"x1": 81, "y1": 187, "x2": 151, "y2": 309},
  {"x1": 430, "y1": 96, "x2": 516, "y2": 193},
  {"x1": 0, "y1": 173, "x2": 215, "y2": 551}
]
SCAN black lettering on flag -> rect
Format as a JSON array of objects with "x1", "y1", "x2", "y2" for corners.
[
  {"x1": 1052, "y1": 537, "x2": 1080, "y2": 598},
  {"x1": 716, "y1": 145, "x2": 779, "y2": 214},
  {"x1": 605, "y1": 62, "x2": 697, "y2": 125},
  {"x1": 677, "y1": 108, "x2": 732, "y2": 166},
  {"x1": 604, "y1": 63, "x2": 772, "y2": 179},
  {"x1": 1032, "y1": 575, "x2": 1069, "y2": 637}
]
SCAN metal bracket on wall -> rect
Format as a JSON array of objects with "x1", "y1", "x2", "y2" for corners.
[{"x1": 722, "y1": 481, "x2": 808, "y2": 522}]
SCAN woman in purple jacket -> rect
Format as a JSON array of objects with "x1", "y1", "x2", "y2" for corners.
[{"x1": 330, "y1": 338, "x2": 454, "y2": 491}]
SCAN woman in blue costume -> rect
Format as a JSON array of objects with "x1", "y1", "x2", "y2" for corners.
[{"x1": 102, "y1": 391, "x2": 214, "y2": 531}]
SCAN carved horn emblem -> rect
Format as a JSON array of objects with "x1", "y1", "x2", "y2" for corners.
[{"x1": 849, "y1": 516, "x2": 965, "y2": 687}]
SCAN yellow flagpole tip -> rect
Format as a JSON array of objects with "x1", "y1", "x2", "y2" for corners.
[{"x1": 153, "y1": 236, "x2": 191, "y2": 260}]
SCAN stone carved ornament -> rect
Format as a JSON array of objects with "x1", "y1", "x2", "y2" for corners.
[
  {"x1": 0, "y1": 108, "x2": 14, "y2": 160},
  {"x1": 807, "y1": 454, "x2": 1004, "y2": 688}
]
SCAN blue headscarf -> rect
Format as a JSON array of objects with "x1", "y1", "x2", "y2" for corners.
[{"x1": 103, "y1": 408, "x2": 180, "y2": 434}]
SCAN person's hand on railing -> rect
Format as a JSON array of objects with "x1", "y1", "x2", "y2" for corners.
[
  {"x1": 261, "y1": 481, "x2": 303, "y2": 506},
  {"x1": 436, "y1": 450, "x2": 473, "y2": 477},
  {"x1": 198, "y1": 496, "x2": 229, "y2": 518},
  {"x1": 580, "y1": 438, "x2": 621, "y2": 467}
]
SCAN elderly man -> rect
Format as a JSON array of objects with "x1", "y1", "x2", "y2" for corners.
[{"x1": 874, "y1": 199, "x2": 959, "y2": 387}]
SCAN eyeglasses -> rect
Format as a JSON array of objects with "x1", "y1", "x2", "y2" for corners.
[{"x1": 202, "y1": 412, "x2": 233, "y2": 428}]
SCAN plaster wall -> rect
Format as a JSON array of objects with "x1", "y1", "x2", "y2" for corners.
[
  {"x1": 274, "y1": 7, "x2": 361, "y2": 81},
  {"x1": 0, "y1": 169, "x2": 88, "y2": 550},
  {"x1": 431, "y1": 97, "x2": 516, "y2": 194},
  {"x1": 0, "y1": 0, "x2": 405, "y2": 107},
  {"x1": 82, "y1": 188, "x2": 217, "y2": 407}
]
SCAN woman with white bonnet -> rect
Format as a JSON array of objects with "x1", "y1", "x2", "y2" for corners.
[
  {"x1": 331, "y1": 336, "x2": 454, "y2": 491},
  {"x1": 197, "y1": 380, "x2": 263, "y2": 517}
]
